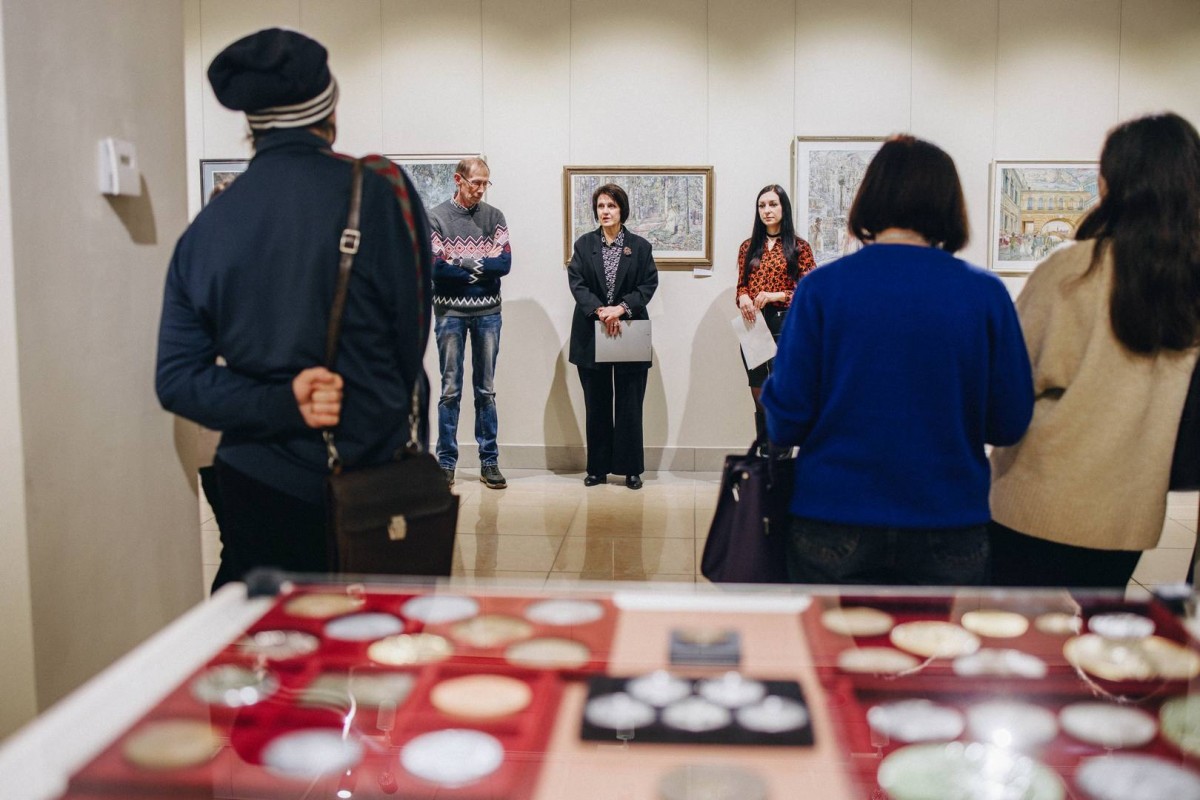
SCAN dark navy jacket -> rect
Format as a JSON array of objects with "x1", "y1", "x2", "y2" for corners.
[{"x1": 156, "y1": 130, "x2": 432, "y2": 500}]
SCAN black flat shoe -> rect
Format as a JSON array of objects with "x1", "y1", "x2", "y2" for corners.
[
  {"x1": 625, "y1": 474, "x2": 643, "y2": 490},
  {"x1": 584, "y1": 474, "x2": 605, "y2": 487}
]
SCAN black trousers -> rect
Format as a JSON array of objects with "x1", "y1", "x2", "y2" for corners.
[
  {"x1": 988, "y1": 520, "x2": 1141, "y2": 589},
  {"x1": 577, "y1": 363, "x2": 648, "y2": 476},
  {"x1": 211, "y1": 459, "x2": 330, "y2": 593}
]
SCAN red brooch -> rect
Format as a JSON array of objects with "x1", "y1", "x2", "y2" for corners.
[{"x1": 623, "y1": 246, "x2": 632, "y2": 256}]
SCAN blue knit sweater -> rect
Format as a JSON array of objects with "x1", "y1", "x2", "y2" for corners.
[{"x1": 761, "y1": 244, "x2": 1033, "y2": 528}]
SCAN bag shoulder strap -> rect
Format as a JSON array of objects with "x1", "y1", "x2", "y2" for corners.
[{"x1": 324, "y1": 159, "x2": 365, "y2": 367}]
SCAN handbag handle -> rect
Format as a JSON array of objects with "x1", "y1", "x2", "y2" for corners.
[{"x1": 321, "y1": 159, "x2": 422, "y2": 473}]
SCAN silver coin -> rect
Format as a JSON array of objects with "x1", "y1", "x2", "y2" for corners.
[
  {"x1": 299, "y1": 671, "x2": 416, "y2": 709},
  {"x1": 235, "y1": 630, "x2": 320, "y2": 660},
  {"x1": 1088, "y1": 613, "x2": 1155, "y2": 640},
  {"x1": 953, "y1": 649, "x2": 1048, "y2": 679},
  {"x1": 1075, "y1": 754, "x2": 1200, "y2": 800},
  {"x1": 878, "y1": 742, "x2": 1064, "y2": 800},
  {"x1": 695, "y1": 673, "x2": 766, "y2": 708},
  {"x1": 260, "y1": 729, "x2": 363, "y2": 778},
  {"x1": 584, "y1": 692, "x2": 657, "y2": 730},
  {"x1": 662, "y1": 697, "x2": 733, "y2": 733},
  {"x1": 736, "y1": 696, "x2": 810, "y2": 734},
  {"x1": 400, "y1": 729, "x2": 504, "y2": 788},
  {"x1": 401, "y1": 595, "x2": 479, "y2": 624},
  {"x1": 1060, "y1": 702, "x2": 1158, "y2": 749},
  {"x1": 191, "y1": 664, "x2": 278, "y2": 707},
  {"x1": 524, "y1": 598, "x2": 605, "y2": 626},
  {"x1": 324, "y1": 612, "x2": 405, "y2": 641},
  {"x1": 967, "y1": 701, "x2": 1058, "y2": 749},
  {"x1": 868, "y1": 699, "x2": 964, "y2": 743},
  {"x1": 658, "y1": 764, "x2": 768, "y2": 800},
  {"x1": 627, "y1": 671, "x2": 692, "y2": 707}
]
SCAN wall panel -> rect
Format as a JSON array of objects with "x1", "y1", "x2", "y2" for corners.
[
  {"x1": 1118, "y1": 0, "x2": 1200, "y2": 124},
  {"x1": 302, "y1": 0, "x2": 385, "y2": 157}
]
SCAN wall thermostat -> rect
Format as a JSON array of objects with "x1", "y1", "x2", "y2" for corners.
[{"x1": 97, "y1": 137, "x2": 140, "y2": 197}]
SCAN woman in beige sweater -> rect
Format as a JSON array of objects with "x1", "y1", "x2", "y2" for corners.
[{"x1": 990, "y1": 112, "x2": 1200, "y2": 589}]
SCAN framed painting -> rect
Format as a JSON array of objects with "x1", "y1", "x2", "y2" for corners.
[
  {"x1": 388, "y1": 154, "x2": 481, "y2": 212},
  {"x1": 989, "y1": 160, "x2": 1100, "y2": 273},
  {"x1": 791, "y1": 137, "x2": 885, "y2": 266},
  {"x1": 563, "y1": 166, "x2": 714, "y2": 267},
  {"x1": 199, "y1": 159, "x2": 248, "y2": 206}
]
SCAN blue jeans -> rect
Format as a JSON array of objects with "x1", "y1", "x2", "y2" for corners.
[
  {"x1": 435, "y1": 313, "x2": 501, "y2": 469},
  {"x1": 787, "y1": 517, "x2": 989, "y2": 586}
]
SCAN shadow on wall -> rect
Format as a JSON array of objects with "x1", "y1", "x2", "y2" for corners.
[{"x1": 103, "y1": 176, "x2": 157, "y2": 245}]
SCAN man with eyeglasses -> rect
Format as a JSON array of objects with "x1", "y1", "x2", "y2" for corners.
[{"x1": 427, "y1": 157, "x2": 512, "y2": 489}]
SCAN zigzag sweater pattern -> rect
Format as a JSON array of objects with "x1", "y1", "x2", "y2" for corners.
[{"x1": 428, "y1": 199, "x2": 511, "y2": 317}]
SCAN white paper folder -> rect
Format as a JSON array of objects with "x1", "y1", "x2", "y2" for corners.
[{"x1": 594, "y1": 319, "x2": 652, "y2": 362}]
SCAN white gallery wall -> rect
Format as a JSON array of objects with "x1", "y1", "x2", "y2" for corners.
[
  {"x1": 186, "y1": 0, "x2": 1200, "y2": 470},
  {"x1": 0, "y1": 0, "x2": 200, "y2": 731}
]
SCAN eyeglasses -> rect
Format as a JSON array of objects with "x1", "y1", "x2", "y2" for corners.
[{"x1": 462, "y1": 178, "x2": 492, "y2": 189}]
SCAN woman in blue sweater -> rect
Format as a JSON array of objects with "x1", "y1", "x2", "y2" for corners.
[{"x1": 761, "y1": 136, "x2": 1033, "y2": 586}]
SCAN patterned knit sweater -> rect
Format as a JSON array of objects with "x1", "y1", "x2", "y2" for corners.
[{"x1": 428, "y1": 199, "x2": 511, "y2": 317}]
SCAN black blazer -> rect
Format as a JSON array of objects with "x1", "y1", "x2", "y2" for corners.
[{"x1": 567, "y1": 228, "x2": 658, "y2": 368}]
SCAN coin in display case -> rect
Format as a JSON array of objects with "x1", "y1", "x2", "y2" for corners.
[
  {"x1": 953, "y1": 649, "x2": 1048, "y2": 679},
  {"x1": 505, "y1": 637, "x2": 590, "y2": 669},
  {"x1": 367, "y1": 633, "x2": 453, "y2": 666},
  {"x1": 627, "y1": 670, "x2": 692, "y2": 707},
  {"x1": 1060, "y1": 702, "x2": 1158, "y2": 749},
  {"x1": 877, "y1": 742, "x2": 1064, "y2": 800},
  {"x1": 867, "y1": 699, "x2": 964, "y2": 743},
  {"x1": 736, "y1": 696, "x2": 810, "y2": 734},
  {"x1": 837, "y1": 647, "x2": 920, "y2": 675},
  {"x1": 122, "y1": 720, "x2": 222, "y2": 771},
  {"x1": 235, "y1": 630, "x2": 320, "y2": 661},
  {"x1": 890, "y1": 621, "x2": 981, "y2": 659},
  {"x1": 191, "y1": 664, "x2": 278, "y2": 708},
  {"x1": 1075, "y1": 754, "x2": 1200, "y2": 800},
  {"x1": 821, "y1": 606, "x2": 895, "y2": 637},
  {"x1": 1160, "y1": 695, "x2": 1200, "y2": 757},
  {"x1": 1035, "y1": 612, "x2": 1082, "y2": 636},
  {"x1": 960, "y1": 610, "x2": 1029, "y2": 639},
  {"x1": 524, "y1": 598, "x2": 605, "y2": 626},
  {"x1": 430, "y1": 675, "x2": 532, "y2": 720},
  {"x1": 324, "y1": 612, "x2": 404, "y2": 641},
  {"x1": 658, "y1": 764, "x2": 768, "y2": 800},
  {"x1": 584, "y1": 692, "x2": 657, "y2": 730},
  {"x1": 1064, "y1": 634, "x2": 1200, "y2": 681},
  {"x1": 401, "y1": 729, "x2": 504, "y2": 788},
  {"x1": 401, "y1": 594, "x2": 480, "y2": 624},
  {"x1": 966, "y1": 701, "x2": 1058, "y2": 749},
  {"x1": 662, "y1": 697, "x2": 733, "y2": 733},
  {"x1": 283, "y1": 593, "x2": 365, "y2": 619},
  {"x1": 299, "y1": 671, "x2": 416, "y2": 709},
  {"x1": 696, "y1": 673, "x2": 766, "y2": 709},
  {"x1": 260, "y1": 729, "x2": 363, "y2": 779},
  {"x1": 450, "y1": 614, "x2": 534, "y2": 648},
  {"x1": 1088, "y1": 613, "x2": 1156, "y2": 640}
]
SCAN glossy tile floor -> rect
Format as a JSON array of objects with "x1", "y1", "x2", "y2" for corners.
[{"x1": 200, "y1": 472, "x2": 1198, "y2": 596}]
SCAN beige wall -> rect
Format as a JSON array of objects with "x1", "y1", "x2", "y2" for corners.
[
  {"x1": 186, "y1": 0, "x2": 1200, "y2": 469},
  {"x1": 0, "y1": 0, "x2": 201, "y2": 721}
]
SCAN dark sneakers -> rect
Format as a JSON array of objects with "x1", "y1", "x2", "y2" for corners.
[
  {"x1": 480, "y1": 464, "x2": 507, "y2": 489},
  {"x1": 441, "y1": 467, "x2": 455, "y2": 487}
]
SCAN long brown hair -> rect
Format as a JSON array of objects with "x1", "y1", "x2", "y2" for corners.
[{"x1": 1076, "y1": 113, "x2": 1200, "y2": 354}]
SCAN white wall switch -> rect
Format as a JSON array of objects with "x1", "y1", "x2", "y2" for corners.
[{"x1": 97, "y1": 137, "x2": 140, "y2": 197}]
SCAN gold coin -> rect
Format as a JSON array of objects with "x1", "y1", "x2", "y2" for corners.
[
  {"x1": 1064, "y1": 634, "x2": 1200, "y2": 681},
  {"x1": 430, "y1": 675, "x2": 532, "y2": 720},
  {"x1": 367, "y1": 633, "x2": 453, "y2": 666},
  {"x1": 505, "y1": 637, "x2": 590, "y2": 669},
  {"x1": 122, "y1": 719, "x2": 221, "y2": 771},
  {"x1": 890, "y1": 621, "x2": 980, "y2": 659},
  {"x1": 960, "y1": 610, "x2": 1029, "y2": 639},
  {"x1": 821, "y1": 607, "x2": 895, "y2": 637},
  {"x1": 1034, "y1": 612, "x2": 1082, "y2": 636},
  {"x1": 450, "y1": 615, "x2": 534, "y2": 648},
  {"x1": 283, "y1": 593, "x2": 365, "y2": 619},
  {"x1": 837, "y1": 647, "x2": 920, "y2": 675}
]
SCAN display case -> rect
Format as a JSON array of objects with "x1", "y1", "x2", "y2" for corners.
[{"x1": 2, "y1": 575, "x2": 1199, "y2": 799}]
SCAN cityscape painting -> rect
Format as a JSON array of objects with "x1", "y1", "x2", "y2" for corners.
[
  {"x1": 990, "y1": 161, "x2": 1100, "y2": 273},
  {"x1": 563, "y1": 166, "x2": 713, "y2": 266},
  {"x1": 792, "y1": 137, "x2": 885, "y2": 265}
]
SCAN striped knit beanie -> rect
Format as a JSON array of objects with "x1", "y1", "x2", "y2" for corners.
[{"x1": 207, "y1": 28, "x2": 338, "y2": 132}]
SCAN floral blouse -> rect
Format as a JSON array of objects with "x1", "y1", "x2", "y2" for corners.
[{"x1": 735, "y1": 236, "x2": 816, "y2": 308}]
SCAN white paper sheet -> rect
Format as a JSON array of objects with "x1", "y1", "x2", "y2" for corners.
[{"x1": 732, "y1": 314, "x2": 777, "y2": 370}]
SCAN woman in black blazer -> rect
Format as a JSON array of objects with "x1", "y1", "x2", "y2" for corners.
[{"x1": 567, "y1": 183, "x2": 659, "y2": 489}]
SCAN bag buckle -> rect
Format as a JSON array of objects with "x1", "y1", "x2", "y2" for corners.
[
  {"x1": 340, "y1": 229, "x2": 361, "y2": 255},
  {"x1": 388, "y1": 515, "x2": 408, "y2": 541}
]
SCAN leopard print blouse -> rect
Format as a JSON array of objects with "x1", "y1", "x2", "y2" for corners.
[{"x1": 735, "y1": 236, "x2": 816, "y2": 308}]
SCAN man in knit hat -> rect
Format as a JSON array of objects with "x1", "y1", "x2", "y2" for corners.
[
  {"x1": 428, "y1": 158, "x2": 512, "y2": 489},
  {"x1": 156, "y1": 28, "x2": 431, "y2": 590}
]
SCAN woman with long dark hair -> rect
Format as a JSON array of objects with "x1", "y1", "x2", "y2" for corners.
[
  {"x1": 990, "y1": 113, "x2": 1200, "y2": 589},
  {"x1": 735, "y1": 185, "x2": 816, "y2": 443}
]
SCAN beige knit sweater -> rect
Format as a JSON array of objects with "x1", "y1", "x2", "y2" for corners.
[{"x1": 990, "y1": 240, "x2": 1198, "y2": 551}]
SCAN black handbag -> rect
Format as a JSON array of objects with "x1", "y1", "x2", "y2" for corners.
[
  {"x1": 323, "y1": 159, "x2": 458, "y2": 577},
  {"x1": 700, "y1": 442, "x2": 793, "y2": 583},
  {"x1": 1170, "y1": 358, "x2": 1200, "y2": 491}
]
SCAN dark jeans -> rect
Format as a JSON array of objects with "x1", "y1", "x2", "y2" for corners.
[
  {"x1": 577, "y1": 363, "x2": 648, "y2": 476},
  {"x1": 435, "y1": 312, "x2": 501, "y2": 469},
  {"x1": 988, "y1": 521, "x2": 1141, "y2": 589},
  {"x1": 211, "y1": 459, "x2": 329, "y2": 593},
  {"x1": 787, "y1": 516, "x2": 989, "y2": 586}
]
